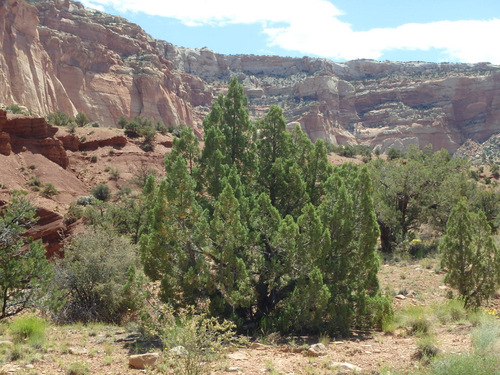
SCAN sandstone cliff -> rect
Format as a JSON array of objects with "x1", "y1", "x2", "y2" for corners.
[
  {"x1": 160, "y1": 42, "x2": 500, "y2": 152},
  {"x1": 0, "y1": 0, "x2": 203, "y2": 133},
  {"x1": 2, "y1": 0, "x2": 500, "y2": 153}
]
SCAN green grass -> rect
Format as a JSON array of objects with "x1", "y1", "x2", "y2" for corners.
[
  {"x1": 66, "y1": 360, "x2": 89, "y2": 375},
  {"x1": 427, "y1": 353, "x2": 500, "y2": 375},
  {"x1": 9, "y1": 314, "x2": 47, "y2": 348}
]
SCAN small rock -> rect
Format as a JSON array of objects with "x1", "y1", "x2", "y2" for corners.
[
  {"x1": 326, "y1": 361, "x2": 363, "y2": 373},
  {"x1": 129, "y1": 352, "x2": 160, "y2": 369},
  {"x1": 250, "y1": 342, "x2": 268, "y2": 350},
  {"x1": 170, "y1": 345, "x2": 188, "y2": 357},
  {"x1": 68, "y1": 347, "x2": 88, "y2": 355},
  {"x1": 439, "y1": 285, "x2": 447, "y2": 290},
  {"x1": 395, "y1": 294, "x2": 407, "y2": 300},
  {"x1": 227, "y1": 352, "x2": 248, "y2": 360},
  {"x1": 24, "y1": 364, "x2": 34, "y2": 369},
  {"x1": 0, "y1": 364, "x2": 20, "y2": 374},
  {"x1": 307, "y1": 343, "x2": 327, "y2": 357},
  {"x1": 227, "y1": 366, "x2": 243, "y2": 372}
]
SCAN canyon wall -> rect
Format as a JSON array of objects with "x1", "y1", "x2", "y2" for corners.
[
  {"x1": 2, "y1": 0, "x2": 500, "y2": 152},
  {"x1": 0, "y1": 0, "x2": 204, "y2": 134}
]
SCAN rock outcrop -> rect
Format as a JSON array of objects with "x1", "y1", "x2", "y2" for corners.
[
  {"x1": 161, "y1": 41, "x2": 500, "y2": 152},
  {"x1": 0, "y1": 0, "x2": 202, "y2": 130},
  {"x1": 2, "y1": 0, "x2": 500, "y2": 153},
  {"x1": 0, "y1": 110, "x2": 68, "y2": 167}
]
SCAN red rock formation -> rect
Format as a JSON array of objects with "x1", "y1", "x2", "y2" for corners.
[
  {"x1": 0, "y1": 110, "x2": 69, "y2": 168},
  {"x1": 3, "y1": 0, "x2": 500, "y2": 153},
  {"x1": 0, "y1": 0, "x2": 202, "y2": 129}
]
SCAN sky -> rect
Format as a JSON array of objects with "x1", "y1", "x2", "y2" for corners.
[{"x1": 80, "y1": 0, "x2": 500, "y2": 64}]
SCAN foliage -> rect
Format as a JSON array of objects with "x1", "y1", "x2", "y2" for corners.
[
  {"x1": 370, "y1": 148, "x2": 476, "y2": 252},
  {"x1": 5, "y1": 104, "x2": 22, "y2": 114},
  {"x1": 0, "y1": 191, "x2": 53, "y2": 319},
  {"x1": 386, "y1": 147, "x2": 403, "y2": 160},
  {"x1": 423, "y1": 315, "x2": 500, "y2": 375},
  {"x1": 140, "y1": 78, "x2": 386, "y2": 335},
  {"x1": 75, "y1": 112, "x2": 89, "y2": 127},
  {"x1": 91, "y1": 183, "x2": 111, "y2": 202},
  {"x1": 142, "y1": 303, "x2": 243, "y2": 375},
  {"x1": 76, "y1": 195, "x2": 96, "y2": 206},
  {"x1": 46, "y1": 110, "x2": 74, "y2": 127},
  {"x1": 66, "y1": 361, "x2": 90, "y2": 375},
  {"x1": 440, "y1": 199, "x2": 500, "y2": 308},
  {"x1": 9, "y1": 314, "x2": 47, "y2": 347},
  {"x1": 41, "y1": 182, "x2": 58, "y2": 198},
  {"x1": 63, "y1": 202, "x2": 84, "y2": 225},
  {"x1": 52, "y1": 228, "x2": 141, "y2": 323},
  {"x1": 117, "y1": 115, "x2": 128, "y2": 129},
  {"x1": 123, "y1": 116, "x2": 157, "y2": 151}
]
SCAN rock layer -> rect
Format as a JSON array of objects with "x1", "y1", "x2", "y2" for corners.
[
  {"x1": 0, "y1": 110, "x2": 68, "y2": 167},
  {"x1": 0, "y1": 0, "x2": 201, "y2": 130},
  {"x1": 2, "y1": 0, "x2": 500, "y2": 152},
  {"x1": 161, "y1": 41, "x2": 500, "y2": 152}
]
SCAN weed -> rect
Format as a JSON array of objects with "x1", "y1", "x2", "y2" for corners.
[
  {"x1": 415, "y1": 335, "x2": 440, "y2": 360},
  {"x1": 319, "y1": 332, "x2": 330, "y2": 346},
  {"x1": 142, "y1": 302, "x2": 244, "y2": 375},
  {"x1": 107, "y1": 166, "x2": 120, "y2": 180},
  {"x1": 471, "y1": 314, "x2": 500, "y2": 354},
  {"x1": 433, "y1": 299, "x2": 466, "y2": 324},
  {"x1": 66, "y1": 361, "x2": 89, "y2": 375},
  {"x1": 9, "y1": 315, "x2": 47, "y2": 347}
]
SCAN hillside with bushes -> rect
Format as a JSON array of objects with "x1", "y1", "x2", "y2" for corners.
[{"x1": 2, "y1": 78, "x2": 500, "y2": 374}]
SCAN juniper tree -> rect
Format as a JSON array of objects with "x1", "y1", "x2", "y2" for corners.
[
  {"x1": 140, "y1": 80, "x2": 388, "y2": 335},
  {"x1": 0, "y1": 191, "x2": 52, "y2": 319},
  {"x1": 440, "y1": 199, "x2": 500, "y2": 308}
]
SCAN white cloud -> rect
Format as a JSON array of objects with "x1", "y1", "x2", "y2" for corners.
[
  {"x1": 83, "y1": 0, "x2": 500, "y2": 64},
  {"x1": 80, "y1": 0, "x2": 105, "y2": 12}
]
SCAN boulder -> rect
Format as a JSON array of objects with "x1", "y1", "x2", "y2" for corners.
[
  {"x1": 128, "y1": 352, "x2": 160, "y2": 369},
  {"x1": 306, "y1": 343, "x2": 328, "y2": 357}
]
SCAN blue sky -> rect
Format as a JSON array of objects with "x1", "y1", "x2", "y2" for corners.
[{"x1": 82, "y1": 0, "x2": 500, "y2": 64}]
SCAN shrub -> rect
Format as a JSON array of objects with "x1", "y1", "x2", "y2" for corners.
[
  {"x1": 64, "y1": 202, "x2": 84, "y2": 225},
  {"x1": 440, "y1": 199, "x2": 500, "y2": 308},
  {"x1": 5, "y1": 104, "x2": 22, "y2": 114},
  {"x1": 46, "y1": 110, "x2": 74, "y2": 127},
  {"x1": 28, "y1": 175, "x2": 41, "y2": 188},
  {"x1": 76, "y1": 195, "x2": 95, "y2": 206},
  {"x1": 107, "y1": 166, "x2": 120, "y2": 181},
  {"x1": 91, "y1": 183, "x2": 111, "y2": 202},
  {"x1": 142, "y1": 303, "x2": 244, "y2": 375},
  {"x1": 75, "y1": 112, "x2": 89, "y2": 127},
  {"x1": 387, "y1": 147, "x2": 403, "y2": 160},
  {"x1": 124, "y1": 121, "x2": 140, "y2": 137},
  {"x1": 89, "y1": 155, "x2": 98, "y2": 163},
  {"x1": 66, "y1": 361, "x2": 89, "y2": 375},
  {"x1": 415, "y1": 335, "x2": 440, "y2": 359},
  {"x1": 41, "y1": 183, "x2": 58, "y2": 198},
  {"x1": 117, "y1": 115, "x2": 128, "y2": 129},
  {"x1": 491, "y1": 164, "x2": 500, "y2": 178},
  {"x1": 52, "y1": 228, "x2": 140, "y2": 323},
  {"x1": 0, "y1": 191, "x2": 53, "y2": 319}
]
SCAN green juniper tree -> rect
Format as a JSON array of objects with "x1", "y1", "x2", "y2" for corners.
[
  {"x1": 0, "y1": 191, "x2": 52, "y2": 319},
  {"x1": 440, "y1": 199, "x2": 500, "y2": 308},
  {"x1": 140, "y1": 79, "x2": 388, "y2": 334}
]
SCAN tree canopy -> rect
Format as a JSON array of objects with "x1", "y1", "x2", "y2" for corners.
[{"x1": 139, "y1": 78, "x2": 387, "y2": 334}]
